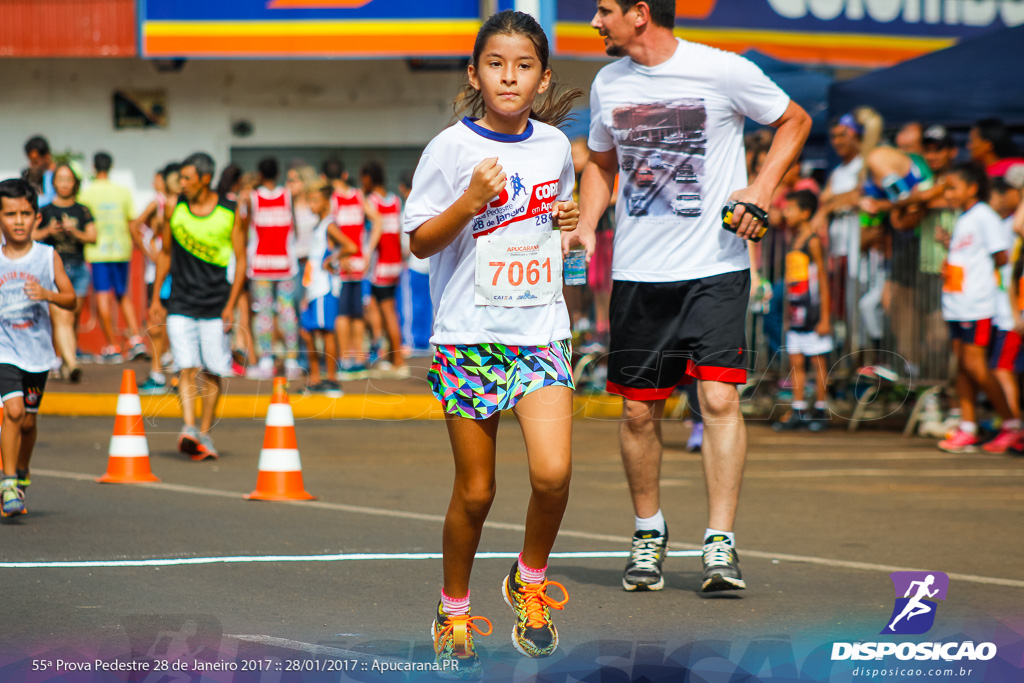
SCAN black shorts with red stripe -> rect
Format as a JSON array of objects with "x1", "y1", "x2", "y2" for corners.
[
  {"x1": 948, "y1": 319, "x2": 993, "y2": 347},
  {"x1": 606, "y1": 270, "x2": 750, "y2": 401},
  {"x1": 989, "y1": 327, "x2": 1024, "y2": 372}
]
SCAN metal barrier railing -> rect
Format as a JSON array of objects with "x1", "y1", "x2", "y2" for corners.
[{"x1": 747, "y1": 206, "x2": 955, "y2": 430}]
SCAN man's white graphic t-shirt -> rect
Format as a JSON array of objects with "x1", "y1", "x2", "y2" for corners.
[
  {"x1": 403, "y1": 117, "x2": 574, "y2": 346},
  {"x1": 589, "y1": 38, "x2": 790, "y2": 282},
  {"x1": 942, "y1": 202, "x2": 1010, "y2": 322}
]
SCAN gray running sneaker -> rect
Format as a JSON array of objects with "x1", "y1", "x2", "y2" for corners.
[
  {"x1": 194, "y1": 433, "x2": 219, "y2": 461},
  {"x1": 178, "y1": 425, "x2": 202, "y2": 456},
  {"x1": 1, "y1": 477, "x2": 26, "y2": 517},
  {"x1": 701, "y1": 535, "x2": 746, "y2": 592},
  {"x1": 622, "y1": 527, "x2": 668, "y2": 591}
]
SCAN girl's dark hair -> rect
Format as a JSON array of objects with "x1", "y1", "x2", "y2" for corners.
[
  {"x1": 360, "y1": 161, "x2": 385, "y2": 188},
  {"x1": 453, "y1": 10, "x2": 582, "y2": 128},
  {"x1": 53, "y1": 162, "x2": 81, "y2": 197},
  {"x1": 950, "y1": 162, "x2": 990, "y2": 203},
  {"x1": 215, "y1": 163, "x2": 243, "y2": 196},
  {"x1": 161, "y1": 162, "x2": 181, "y2": 181},
  {"x1": 257, "y1": 157, "x2": 279, "y2": 182},
  {"x1": 975, "y1": 118, "x2": 1020, "y2": 159}
]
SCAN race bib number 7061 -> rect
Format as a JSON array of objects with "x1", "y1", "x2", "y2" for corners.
[{"x1": 475, "y1": 231, "x2": 563, "y2": 307}]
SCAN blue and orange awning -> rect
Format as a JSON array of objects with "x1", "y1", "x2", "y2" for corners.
[
  {"x1": 142, "y1": 19, "x2": 481, "y2": 58},
  {"x1": 555, "y1": 24, "x2": 957, "y2": 69}
]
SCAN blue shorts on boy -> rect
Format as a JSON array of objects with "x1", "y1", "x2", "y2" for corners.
[
  {"x1": 91, "y1": 261, "x2": 129, "y2": 297},
  {"x1": 948, "y1": 319, "x2": 993, "y2": 347},
  {"x1": 337, "y1": 281, "x2": 364, "y2": 318},
  {"x1": 301, "y1": 293, "x2": 339, "y2": 331}
]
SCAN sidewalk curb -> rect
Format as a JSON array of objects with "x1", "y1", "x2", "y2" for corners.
[{"x1": 41, "y1": 393, "x2": 653, "y2": 420}]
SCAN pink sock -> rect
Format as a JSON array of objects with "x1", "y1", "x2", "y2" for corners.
[
  {"x1": 441, "y1": 589, "x2": 470, "y2": 617},
  {"x1": 518, "y1": 554, "x2": 547, "y2": 584}
]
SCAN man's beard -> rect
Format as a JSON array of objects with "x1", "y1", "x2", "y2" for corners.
[{"x1": 603, "y1": 37, "x2": 624, "y2": 57}]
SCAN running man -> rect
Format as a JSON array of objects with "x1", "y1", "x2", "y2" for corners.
[
  {"x1": 566, "y1": 0, "x2": 810, "y2": 593},
  {"x1": 150, "y1": 153, "x2": 247, "y2": 460},
  {"x1": 888, "y1": 575, "x2": 939, "y2": 632}
]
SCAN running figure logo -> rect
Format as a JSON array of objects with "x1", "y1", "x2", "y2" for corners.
[
  {"x1": 509, "y1": 173, "x2": 526, "y2": 202},
  {"x1": 882, "y1": 571, "x2": 949, "y2": 635}
]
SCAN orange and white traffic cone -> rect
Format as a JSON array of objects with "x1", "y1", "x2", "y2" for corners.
[
  {"x1": 97, "y1": 369, "x2": 160, "y2": 484},
  {"x1": 246, "y1": 377, "x2": 315, "y2": 501}
]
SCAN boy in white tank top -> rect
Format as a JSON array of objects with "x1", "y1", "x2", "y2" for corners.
[{"x1": 0, "y1": 178, "x2": 77, "y2": 518}]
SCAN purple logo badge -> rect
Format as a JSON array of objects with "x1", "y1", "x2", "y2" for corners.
[{"x1": 881, "y1": 571, "x2": 949, "y2": 635}]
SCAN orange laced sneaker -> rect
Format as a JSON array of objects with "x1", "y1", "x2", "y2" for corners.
[
  {"x1": 500, "y1": 562, "x2": 569, "y2": 658},
  {"x1": 431, "y1": 601, "x2": 492, "y2": 679}
]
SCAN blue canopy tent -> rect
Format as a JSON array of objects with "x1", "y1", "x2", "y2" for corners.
[
  {"x1": 743, "y1": 50, "x2": 832, "y2": 134},
  {"x1": 829, "y1": 25, "x2": 1024, "y2": 127}
]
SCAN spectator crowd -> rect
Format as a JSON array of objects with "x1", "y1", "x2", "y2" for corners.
[
  {"x1": 18, "y1": 136, "x2": 437, "y2": 396},
  {"x1": 746, "y1": 113, "x2": 1024, "y2": 453},
  {"x1": 13, "y1": 113, "x2": 1024, "y2": 456}
]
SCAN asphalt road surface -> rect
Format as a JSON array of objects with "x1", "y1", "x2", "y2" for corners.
[{"x1": 2, "y1": 416, "x2": 1022, "y2": 681}]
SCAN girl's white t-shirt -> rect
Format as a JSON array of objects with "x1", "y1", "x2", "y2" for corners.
[
  {"x1": 404, "y1": 117, "x2": 574, "y2": 346},
  {"x1": 942, "y1": 202, "x2": 1011, "y2": 322}
]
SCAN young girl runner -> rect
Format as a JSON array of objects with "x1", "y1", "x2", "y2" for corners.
[{"x1": 403, "y1": 10, "x2": 582, "y2": 675}]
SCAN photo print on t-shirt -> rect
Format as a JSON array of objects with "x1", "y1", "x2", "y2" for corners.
[{"x1": 612, "y1": 99, "x2": 707, "y2": 220}]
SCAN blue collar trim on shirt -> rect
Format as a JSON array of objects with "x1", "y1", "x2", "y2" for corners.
[{"x1": 461, "y1": 117, "x2": 534, "y2": 143}]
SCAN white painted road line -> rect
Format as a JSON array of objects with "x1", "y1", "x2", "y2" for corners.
[
  {"x1": 0, "y1": 550, "x2": 703, "y2": 569},
  {"x1": 746, "y1": 469, "x2": 1024, "y2": 478},
  {"x1": 29, "y1": 468, "x2": 1024, "y2": 589},
  {"x1": 228, "y1": 635, "x2": 411, "y2": 667},
  {"x1": 666, "y1": 451, "x2": 1010, "y2": 462}
]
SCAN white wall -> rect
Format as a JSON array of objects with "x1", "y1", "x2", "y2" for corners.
[{"x1": 1, "y1": 57, "x2": 604, "y2": 202}]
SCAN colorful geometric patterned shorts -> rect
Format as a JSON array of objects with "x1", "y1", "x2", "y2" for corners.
[{"x1": 429, "y1": 339, "x2": 574, "y2": 420}]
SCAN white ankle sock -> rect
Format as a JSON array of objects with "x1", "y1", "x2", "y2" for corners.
[
  {"x1": 704, "y1": 528, "x2": 735, "y2": 546},
  {"x1": 635, "y1": 509, "x2": 666, "y2": 534}
]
